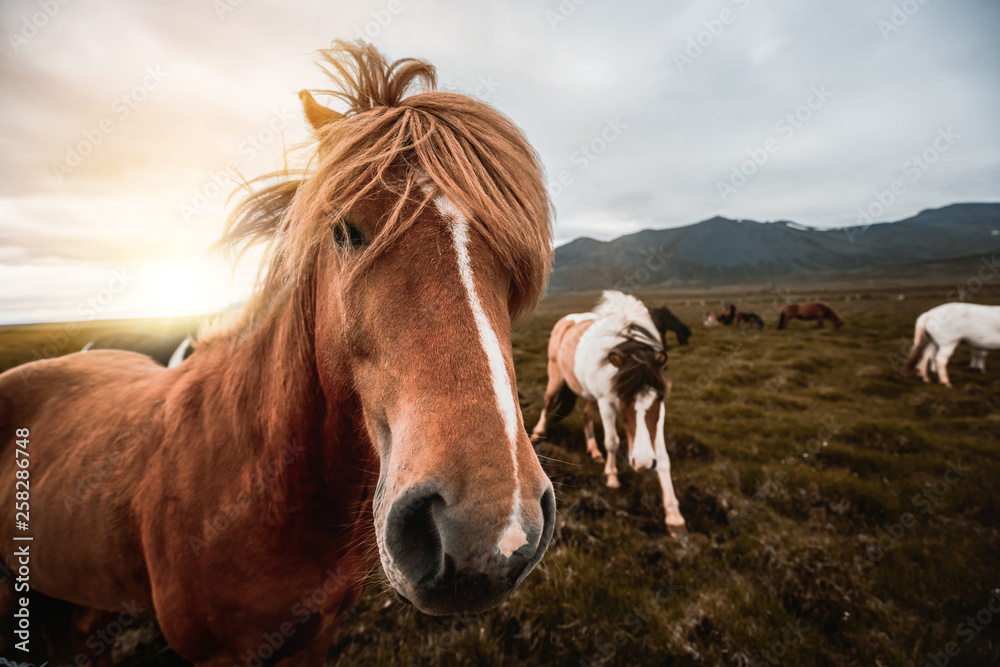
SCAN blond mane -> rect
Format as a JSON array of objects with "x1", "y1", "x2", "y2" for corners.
[{"x1": 205, "y1": 41, "x2": 553, "y2": 343}]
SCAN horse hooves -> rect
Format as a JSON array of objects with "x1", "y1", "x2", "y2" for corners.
[
  {"x1": 590, "y1": 452, "x2": 605, "y2": 463},
  {"x1": 667, "y1": 523, "x2": 687, "y2": 539},
  {"x1": 530, "y1": 433, "x2": 544, "y2": 445},
  {"x1": 606, "y1": 477, "x2": 620, "y2": 489}
]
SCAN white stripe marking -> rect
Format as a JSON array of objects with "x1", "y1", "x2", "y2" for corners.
[{"x1": 439, "y1": 196, "x2": 526, "y2": 558}]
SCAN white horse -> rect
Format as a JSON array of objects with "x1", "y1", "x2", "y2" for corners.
[
  {"x1": 531, "y1": 291, "x2": 687, "y2": 536},
  {"x1": 903, "y1": 303, "x2": 1000, "y2": 386}
]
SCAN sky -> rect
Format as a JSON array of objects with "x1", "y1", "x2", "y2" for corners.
[{"x1": 1, "y1": 0, "x2": 998, "y2": 323}]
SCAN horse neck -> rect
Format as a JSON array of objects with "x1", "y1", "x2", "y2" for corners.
[{"x1": 196, "y1": 281, "x2": 373, "y2": 516}]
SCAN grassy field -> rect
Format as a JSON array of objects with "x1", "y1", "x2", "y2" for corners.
[
  {"x1": 329, "y1": 285, "x2": 1000, "y2": 667},
  {"x1": 3, "y1": 283, "x2": 999, "y2": 666}
]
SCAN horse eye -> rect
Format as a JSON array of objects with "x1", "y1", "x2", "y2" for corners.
[{"x1": 333, "y1": 223, "x2": 365, "y2": 249}]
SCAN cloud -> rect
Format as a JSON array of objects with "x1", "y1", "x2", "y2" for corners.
[{"x1": 1, "y1": 0, "x2": 998, "y2": 321}]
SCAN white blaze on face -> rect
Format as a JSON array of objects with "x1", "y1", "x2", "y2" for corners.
[
  {"x1": 439, "y1": 195, "x2": 528, "y2": 559},
  {"x1": 630, "y1": 390, "x2": 658, "y2": 471}
]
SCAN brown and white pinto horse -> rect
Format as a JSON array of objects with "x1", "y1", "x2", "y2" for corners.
[
  {"x1": 778, "y1": 302, "x2": 844, "y2": 329},
  {"x1": 0, "y1": 42, "x2": 555, "y2": 666},
  {"x1": 530, "y1": 292, "x2": 686, "y2": 537}
]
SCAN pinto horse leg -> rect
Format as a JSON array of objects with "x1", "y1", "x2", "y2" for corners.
[
  {"x1": 598, "y1": 400, "x2": 621, "y2": 489},
  {"x1": 652, "y1": 404, "x2": 686, "y2": 538},
  {"x1": 531, "y1": 361, "x2": 567, "y2": 443},
  {"x1": 582, "y1": 399, "x2": 603, "y2": 462}
]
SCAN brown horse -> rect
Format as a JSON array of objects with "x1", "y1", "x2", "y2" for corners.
[
  {"x1": 733, "y1": 312, "x2": 764, "y2": 330},
  {"x1": 0, "y1": 42, "x2": 555, "y2": 666},
  {"x1": 778, "y1": 302, "x2": 844, "y2": 330}
]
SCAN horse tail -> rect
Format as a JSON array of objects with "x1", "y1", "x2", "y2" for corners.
[
  {"x1": 548, "y1": 383, "x2": 578, "y2": 422},
  {"x1": 778, "y1": 310, "x2": 787, "y2": 330},
  {"x1": 902, "y1": 314, "x2": 929, "y2": 376}
]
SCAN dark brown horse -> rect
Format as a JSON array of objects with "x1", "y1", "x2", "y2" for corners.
[
  {"x1": 714, "y1": 305, "x2": 763, "y2": 330},
  {"x1": 0, "y1": 42, "x2": 555, "y2": 666},
  {"x1": 733, "y1": 312, "x2": 764, "y2": 330},
  {"x1": 649, "y1": 305, "x2": 692, "y2": 346},
  {"x1": 778, "y1": 302, "x2": 844, "y2": 330}
]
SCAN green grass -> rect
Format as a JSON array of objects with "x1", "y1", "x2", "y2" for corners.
[
  {"x1": 3, "y1": 285, "x2": 999, "y2": 666},
  {"x1": 330, "y1": 286, "x2": 1000, "y2": 666}
]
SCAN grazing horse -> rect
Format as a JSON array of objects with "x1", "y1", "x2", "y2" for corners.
[
  {"x1": 734, "y1": 312, "x2": 764, "y2": 330},
  {"x1": 710, "y1": 305, "x2": 762, "y2": 330},
  {"x1": 81, "y1": 332, "x2": 194, "y2": 367},
  {"x1": 649, "y1": 305, "x2": 692, "y2": 346},
  {"x1": 0, "y1": 42, "x2": 556, "y2": 666},
  {"x1": 778, "y1": 302, "x2": 844, "y2": 330},
  {"x1": 530, "y1": 291, "x2": 686, "y2": 537},
  {"x1": 902, "y1": 303, "x2": 1000, "y2": 386}
]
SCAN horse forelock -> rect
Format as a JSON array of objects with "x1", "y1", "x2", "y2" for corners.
[
  {"x1": 605, "y1": 337, "x2": 667, "y2": 404},
  {"x1": 208, "y1": 40, "x2": 553, "y2": 342}
]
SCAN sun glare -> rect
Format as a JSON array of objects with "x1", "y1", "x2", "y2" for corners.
[{"x1": 135, "y1": 257, "x2": 242, "y2": 318}]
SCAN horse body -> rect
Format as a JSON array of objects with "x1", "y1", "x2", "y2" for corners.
[
  {"x1": 778, "y1": 302, "x2": 844, "y2": 329},
  {"x1": 903, "y1": 303, "x2": 1000, "y2": 386},
  {"x1": 0, "y1": 42, "x2": 555, "y2": 665},
  {"x1": 1, "y1": 338, "x2": 371, "y2": 662},
  {"x1": 81, "y1": 332, "x2": 194, "y2": 366},
  {"x1": 531, "y1": 292, "x2": 686, "y2": 536}
]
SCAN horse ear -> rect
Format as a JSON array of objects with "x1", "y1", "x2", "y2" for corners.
[
  {"x1": 608, "y1": 351, "x2": 624, "y2": 368},
  {"x1": 654, "y1": 352, "x2": 667, "y2": 367},
  {"x1": 299, "y1": 90, "x2": 343, "y2": 131}
]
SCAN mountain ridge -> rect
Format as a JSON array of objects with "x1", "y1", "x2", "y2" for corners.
[{"x1": 548, "y1": 202, "x2": 1000, "y2": 293}]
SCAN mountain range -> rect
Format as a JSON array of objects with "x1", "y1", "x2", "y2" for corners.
[{"x1": 548, "y1": 203, "x2": 1000, "y2": 292}]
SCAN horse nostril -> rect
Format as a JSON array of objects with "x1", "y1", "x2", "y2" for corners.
[
  {"x1": 650, "y1": 460, "x2": 657, "y2": 471},
  {"x1": 385, "y1": 487, "x2": 445, "y2": 584}
]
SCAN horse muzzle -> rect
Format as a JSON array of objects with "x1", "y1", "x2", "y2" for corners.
[{"x1": 376, "y1": 480, "x2": 555, "y2": 615}]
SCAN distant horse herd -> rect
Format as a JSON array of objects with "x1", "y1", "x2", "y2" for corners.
[{"x1": 0, "y1": 42, "x2": 997, "y2": 666}]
